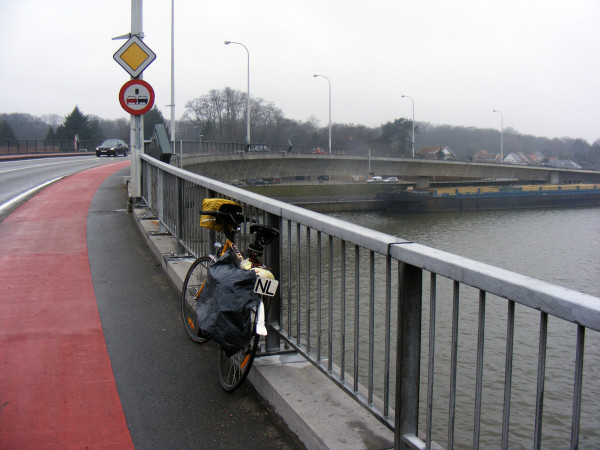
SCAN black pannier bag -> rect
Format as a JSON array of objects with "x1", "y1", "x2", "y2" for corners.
[{"x1": 196, "y1": 250, "x2": 260, "y2": 356}]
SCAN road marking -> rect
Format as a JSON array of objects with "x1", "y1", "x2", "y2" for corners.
[
  {"x1": 0, "y1": 157, "x2": 102, "y2": 174},
  {"x1": 0, "y1": 177, "x2": 64, "y2": 215}
]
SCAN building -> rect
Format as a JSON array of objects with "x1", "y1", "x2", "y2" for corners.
[
  {"x1": 503, "y1": 152, "x2": 531, "y2": 165},
  {"x1": 416, "y1": 146, "x2": 457, "y2": 160},
  {"x1": 472, "y1": 150, "x2": 500, "y2": 163}
]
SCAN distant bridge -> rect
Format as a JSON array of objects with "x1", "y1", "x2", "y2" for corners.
[{"x1": 181, "y1": 153, "x2": 600, "y2": 187}]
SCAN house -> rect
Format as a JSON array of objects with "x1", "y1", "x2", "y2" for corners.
[
  {"x1": 472, "y1": 150, "x2": 500, "y2": 163},
  {"x1": 529, "y1": 151, "x2": 545, "y2": 164},
  {"x1": 416, "y1": 146, "x2": 458, "y2": 160},
  {"x1": 503, "y1": 152, "x2": 530, "y2": 165}
]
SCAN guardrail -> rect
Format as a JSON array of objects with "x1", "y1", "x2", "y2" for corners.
[
  {"x1": 0, "y1": 139, "x2": 102, "y2": 154},
  {"x1": 140, "y1": 153, "x2": 600, "y2": 449}
]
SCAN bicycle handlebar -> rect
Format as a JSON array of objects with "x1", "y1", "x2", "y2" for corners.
[{"x1": 200, "y1": 209, "x2": 245, "y2": 226}]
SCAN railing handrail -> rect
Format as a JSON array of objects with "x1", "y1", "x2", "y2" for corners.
[
  {"x1": 391, "y1": 241, "x2": 600, "y2": 331},
  {"x1": 142, "y1": 153, "x2": 600, "y2": 329}
]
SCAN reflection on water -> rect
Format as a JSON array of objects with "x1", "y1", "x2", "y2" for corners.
[{"x1": 329, "y1": 206, "x2": 600, "y2": 448}]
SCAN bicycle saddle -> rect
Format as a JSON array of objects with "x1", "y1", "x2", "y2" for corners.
[
  {"x1": 250, "y1": 224, "x2": 279, "y2": 242},
  {"x1": 248, "y1": 224, "x2": 279, "y2": 254}
]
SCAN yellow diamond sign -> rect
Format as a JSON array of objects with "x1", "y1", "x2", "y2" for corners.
[{"x1": 113, "y1": 36, "x2": 156, "y2": 78}]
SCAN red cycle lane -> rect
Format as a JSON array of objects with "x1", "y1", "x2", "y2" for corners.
[{"x1": 0, "y1": 161, "x2": 133, "y2": 448}]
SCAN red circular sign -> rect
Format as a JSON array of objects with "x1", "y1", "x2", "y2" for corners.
[{"x1": 119, "y1": 79, "x2": 155, "y2": 115}]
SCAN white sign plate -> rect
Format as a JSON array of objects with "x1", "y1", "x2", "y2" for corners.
[{"x1": 254, "y1": 277, "x2": 279, "y2": 297}]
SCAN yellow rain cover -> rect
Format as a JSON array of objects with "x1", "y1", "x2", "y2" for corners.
[{"x1": 199, "y1": 198, "x2": 242, "y2": 231}]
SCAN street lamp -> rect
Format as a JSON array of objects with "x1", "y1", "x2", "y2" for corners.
[
  {"x1": 170, "y1": 0, "x2": 177, "y2": 165},
  {"x1": 225, "y1": 41, "x2": 251, "y2": 146},
  {"x1": 401, "y1": 95, "x2": 415, "y2": 158},
  {"x1": 492, "y1": 109, "x2": 504, "y2": 163},
  {"x1": 313, "y1": 74, "x2": 332, "y2": 154}
]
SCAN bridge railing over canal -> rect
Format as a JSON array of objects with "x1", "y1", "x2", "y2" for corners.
[{"x1": 140, "y1": 154, "x2": 600, "y2": 449}]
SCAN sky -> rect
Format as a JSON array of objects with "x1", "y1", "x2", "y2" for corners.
[{"x1": 1, "y1": 0, "x2": 599, "y2": 143}]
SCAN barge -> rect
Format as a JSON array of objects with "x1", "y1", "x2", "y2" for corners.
[{"x1": 377, "y1": 184, "x2": 600, "y2": 213}]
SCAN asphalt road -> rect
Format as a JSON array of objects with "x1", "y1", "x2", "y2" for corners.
[
  {"x1": 87, "y1": 166, "x2": 304, "y2": 449},
  {"x1": 0, "y1": 154, "x2": 123, "y2": 218}
]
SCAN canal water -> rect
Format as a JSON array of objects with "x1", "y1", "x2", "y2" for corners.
[{"x1": 330, "y1": 206, "x2": 600, "y2": 448}]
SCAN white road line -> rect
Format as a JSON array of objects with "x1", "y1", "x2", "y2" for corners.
[
  {"x1": 0, "y1": 177, "x2": 65, "y2": 215},
  {"x1": 0, "y1": 158, "x2": 100, "y2": 174}
]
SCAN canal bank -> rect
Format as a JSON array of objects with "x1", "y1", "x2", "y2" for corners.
[{"x1": 243, "y1": 182, "x2": 388, "y2": 212}]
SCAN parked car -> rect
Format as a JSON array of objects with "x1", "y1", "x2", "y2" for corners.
[
  {"x1": 96, "y1": 139, "x2": 128, "y2": 157},
  {"x1": 245, "y1": 178, "x2": 267, "y2": 185},
  {"x1": 311, "y1": 147, "x2": 326, "y2": 154},
  {"x1": 383, "y1": 177, "x2": 399, "y2": 183},
  {"x1": 249, "y1": 145, "x2": 270, "y2": 153},
  {"x1": 367, "y1": 176, "x2": 383, "y2": 183}
]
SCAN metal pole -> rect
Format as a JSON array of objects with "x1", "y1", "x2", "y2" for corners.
[
  {"x1": 225, "y1": 41, "x2": 251, "y2": 145},
  {"x1": 313, "y1": 74, "x2": 332, "y2": 154},
  {"x1": 401, "y1": 95, "x2": 415, "y2": 158},
  {"x1": 171, "y1": 0, "x2": 177, "y2": 166},
  {"x1": 493, "y1": 109, "x2": 504, "y2": 163},
  {"x1": 130, "y1": 0, "x2": 144, "y2": 199}
]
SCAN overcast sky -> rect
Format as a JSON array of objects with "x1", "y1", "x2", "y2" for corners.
[{"x1": 1, "y1": 0, "x2": 599, "y2": 143}]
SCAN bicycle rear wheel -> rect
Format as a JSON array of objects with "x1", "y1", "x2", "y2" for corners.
[
  {"x1": 181, "y1": 256, "x2": 212, "y2": 343},
  {"x1": 218, "y1": 305, "x2": 260, "y2": 391}
]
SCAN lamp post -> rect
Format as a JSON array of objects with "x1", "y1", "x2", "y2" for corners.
[
  {"x1": 170, "y1": 0, "x2": 177, "y2": 166},
  {"x1": 225, "y1": 41, "x2": 251, "y2": 145},
  {"x1": 492, "y1": 109, "x2": 504, "y2": 163},
  {"x1": 313, "y1": 74, "x2": 332, "y2": 154},
  {"x1": 401, "y1": 95, "x2": 415, "y2": 158}
]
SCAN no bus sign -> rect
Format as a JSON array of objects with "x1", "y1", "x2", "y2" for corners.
[{"x1": 119, "y1": 79, "x2": 155, "y2": 115}]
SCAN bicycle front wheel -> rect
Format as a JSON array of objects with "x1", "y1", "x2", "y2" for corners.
[
  {"x1": 181, "y1": 256, "x2": 212, "y2": 343},
  {"x1": 218, "y1": 306, "x2": 260, "y2": 391}
]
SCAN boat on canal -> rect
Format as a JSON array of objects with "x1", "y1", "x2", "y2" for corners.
[{"x1": 377, "y1": 183, "x2": 600, "y2": 213}]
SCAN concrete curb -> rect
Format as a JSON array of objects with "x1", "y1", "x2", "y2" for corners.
[{"x1": 131, "y1": 205, "x2": 395, "y2": 450}]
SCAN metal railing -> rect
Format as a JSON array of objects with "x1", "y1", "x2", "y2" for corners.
[
  {"x1": 0, "y1": 139, "x2": 102, "y2": 155},
  {"x1": 166, "y1": 140, "x2": 370, "y2": 157},
  {"x1": 140, "y1": 153, "x2": 600, "y2": 449}
]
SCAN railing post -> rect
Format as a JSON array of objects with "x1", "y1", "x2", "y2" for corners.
[
  {"x1": 176, "y1": 176, "x2": 183, "y2": 242},
  {"x1": 395, "y1": 262, "x2": 422, "y2": 449},
  {"x1": 264, "y1": 211, "x2": 281, "y2": 352}
]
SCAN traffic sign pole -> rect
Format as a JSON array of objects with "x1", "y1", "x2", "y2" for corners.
[{"x1": 129, "y1": 0, "x2": 144, "y2": 200}]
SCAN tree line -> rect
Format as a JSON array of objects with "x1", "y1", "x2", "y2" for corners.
[
  {"x1": 0, "y1": 106, "x2": 168, "y2": 145},
  {"x1": 2, "y1": 88, "x2": 599, "y2": 168}
]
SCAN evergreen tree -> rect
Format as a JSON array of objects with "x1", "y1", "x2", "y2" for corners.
[
  {"x1": 87, "y1": 118, "x2": 103, "y2": 142},
  {"x1": 0, "y1": 120, "x2": 17, "y2": 139},
  {"x1": 143, "y1": 106, "x2": 169, "y2": 140},
  {"x1": 45, "y1": 126, "x2": 56, "y2": 140},
  {"x1": 378, "y1": 118, "x2": 412, "y2": 156},
  {"x1": 55, "y1": 106, "x2": 91, "y2": 140}
]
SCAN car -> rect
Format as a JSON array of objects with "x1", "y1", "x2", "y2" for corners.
[
  {"x1": 367, "y1": 176, "x2": 383, "y2": 183},
  {"x1": 249, "y1": 145, "x2": 270, "y2": 153},
  {"x1": 311, "y1": 147, "x2": 326, "y2": 154},
  {"x1": 96, "y1": 139, "x2": 128, "y2": 157},
  {"x1": 383, "y1": 177, "x2": 399, "y2": 183},
  {"x1": 245, "y1": 178, "x2": 267, "y2": 185}
]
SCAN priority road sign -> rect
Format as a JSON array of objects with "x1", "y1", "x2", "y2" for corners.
[
  {"x1": 119, "y1": 79, "x2": 155, "y2": 115},
  {"x1": 113, "y1": 35, "x2": 156, "y2": 78}
]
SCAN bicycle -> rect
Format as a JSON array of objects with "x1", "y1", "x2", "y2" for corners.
[{"x1": 181, "y1": 199, "x2": 280, "y2": 391}]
